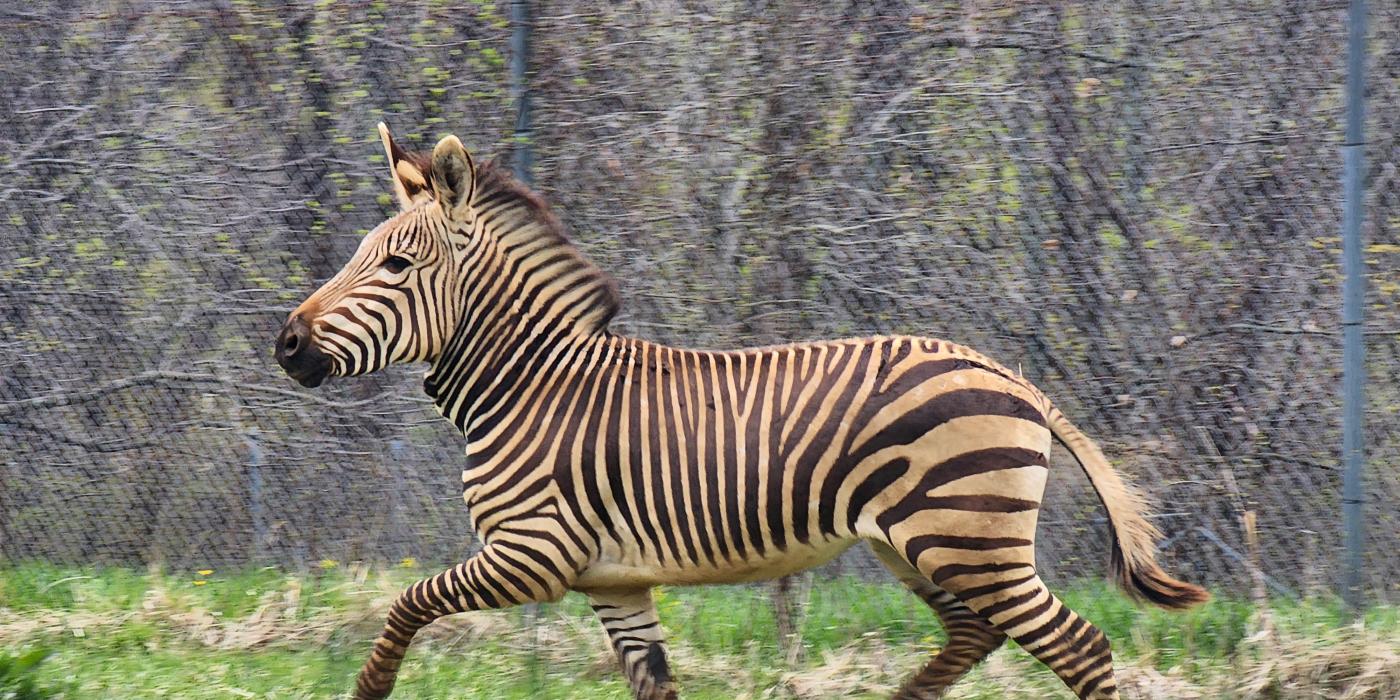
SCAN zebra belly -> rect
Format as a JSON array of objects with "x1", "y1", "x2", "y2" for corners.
[{"x1": 574, "y1": 536, "x2": 857, "y2": 590}]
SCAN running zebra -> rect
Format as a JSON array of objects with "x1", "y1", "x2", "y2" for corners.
[{"x1": 274, "y1": 125, "x2": 1208, "y2": 700}]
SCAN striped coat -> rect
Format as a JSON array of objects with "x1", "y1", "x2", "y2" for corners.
[{"x1": 275, "y1": 125, "x2": 1207, "y2": 700}]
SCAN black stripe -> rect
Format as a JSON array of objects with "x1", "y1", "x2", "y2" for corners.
[
  {"x1": 931, "y1": 560, "x2": 1035, "y2": 586},
  {"x1": 601, "y1": 345, "x2": 646, "y2": 555},
  {"x1": 743, "y1": 350, "x2": 775, "y2": 557},
  {"x1": 647, "y1": 345, "x2": 683, "y2": 564},
  {"x1": 843, "y1": 457, "x2": 910, "y2": 532},
  {"x1": 978, "y1": 586, "x2": 1042, "y2": 621},
  {"x1": 1006, "y1": 597, "x2": 1066, "y2": 647},
  {"x1": 847, "y1": 388, "x2": 1046, "y2": 468},
  {"x1": 877, "y1": 447, "x2": 1047, "y2": 531},
  {"x1": 810, "y1": 342, "x2": 876, "y2": 538},
  {"x1": 903, "y1": 535, "x2": 1033, "y2": 564},
  {"x1": 793, "y1": 343, "x2": 869, "y2": 543},
  {"x1": 489, "y1": 542, "x2": 558, "y2": 594},
  {"x1": 661, "y1": 347, "x2": 699, "y2": 565},
  {"x1": 921, "y1": 495, "x2": 1041, "y2": 513},
  {"x1": 718, "y1": 352, "x2": 746, "y2": 560},
  {"x1": 577, "y1": 347, "x2": 624, "y2": 547},
  {"x1": 950, "y1": 572, "x2": 1038, "y2": 604},
  {"x1": 624, "y1": 344, "x2": 666, "y2": 560},
  {"x1": 680, "y1": 350, "x2": 718, "y2": 567},
  {"x1": 700, "y1": 352, "x2": 732, "y2": 562}
]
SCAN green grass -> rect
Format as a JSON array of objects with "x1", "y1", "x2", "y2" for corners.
[
  {"x1": 0, "y1": 647, "x2": 68, "y2": 700},
  {"x1": 2, "y1": 563, "x2": 1397, "y2": 699},
  {"x1": 0, "y1": 563, "x2": 358, "y2": 619}
]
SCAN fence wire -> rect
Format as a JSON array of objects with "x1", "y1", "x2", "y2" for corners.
[{"x1": 2, "y1": 2, "x2": 1398, "y2": 605}]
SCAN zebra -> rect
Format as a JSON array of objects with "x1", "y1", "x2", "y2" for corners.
[{"x1": 274, "y1": 124, "x2": 1208, "y2": 700}]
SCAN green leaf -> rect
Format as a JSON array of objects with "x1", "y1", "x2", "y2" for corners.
[{"x1": 11, "y1": 648, "x2": 49, "y2": 675}]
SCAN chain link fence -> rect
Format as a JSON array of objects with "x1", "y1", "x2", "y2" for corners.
[{"x1": 2, "y1": 1, "x2": 1398, "y2": 605}]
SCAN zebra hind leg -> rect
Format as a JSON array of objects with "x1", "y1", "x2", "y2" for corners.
[
  {"x1": 868, "y1": 541, "x2": 1006, "y2": 699},
  {"x1": 588, "y1": 588, "x2": 679, "y2": 700},
  {"x1": 871, "y1": 430, "x2": 1118, "y2": 697},
  {"x1": 924, "y1": 556, "x2": 1120, "y2": 700}
]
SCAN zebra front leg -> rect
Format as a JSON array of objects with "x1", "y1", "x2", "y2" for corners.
[
  {"x1": 588, "y1": 588, "x2": 679, "y2": 700},
  {"x1": 355, "y1": 544, "x2": 571, "y2": 700}
]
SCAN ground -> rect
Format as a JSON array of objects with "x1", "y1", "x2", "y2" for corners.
[{"x1": 1, "y1": 564, "x2": 1397, "y2": 699}]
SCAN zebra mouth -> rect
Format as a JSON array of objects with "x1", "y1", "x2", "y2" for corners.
[
  {"x1": 287, "y1": 363, "x2": 330, "y2": 388},
  {"x1": 278, "y1": 348, "x2": 331, "y2": 388}
]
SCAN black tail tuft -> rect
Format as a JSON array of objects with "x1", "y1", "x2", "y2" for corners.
[{"x1": 1111, "y1": 545, "x2": 1211, "y2": 610}]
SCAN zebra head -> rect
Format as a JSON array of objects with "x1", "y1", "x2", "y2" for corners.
[{"x1": 276, "y1": 124, "x2": 478, "y2": 388}]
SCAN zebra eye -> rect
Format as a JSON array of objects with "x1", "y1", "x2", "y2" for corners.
[{"x1": 382, "y1": 255, "x2": 411, "y2": 274}]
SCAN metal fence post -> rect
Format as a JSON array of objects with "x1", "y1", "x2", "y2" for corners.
[
  {"x1": 245, "y1": 431, "x2": 267, "y2": 564},
  {"x1": 509, "y1": 2, "x2": 544, "y2": 689},
  {"x1": 510, "y1": 0, "x2": 534, "y2": 186},
  {"x1": 1340, "y1": 0, "x2": 1368, "y2": 612},
  {"x1": 388, "y1": 438, "x2": 407, "y2": 558}
]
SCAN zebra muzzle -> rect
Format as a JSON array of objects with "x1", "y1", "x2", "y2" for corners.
[{"x1": 275, "y1": 314, "x2": 332, "y2": 388}]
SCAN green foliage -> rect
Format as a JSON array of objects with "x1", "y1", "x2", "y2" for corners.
[
  {"x1": 0, "y1": 648, "x2": 65, "y2": 700},
  {"x1": 0, "y1": 563, "x2": 149, "y2": 612}
]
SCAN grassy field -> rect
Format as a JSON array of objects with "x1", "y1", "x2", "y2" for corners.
[{"x1": 2, "y1": 563, "x2": 1398, "y2": 699}]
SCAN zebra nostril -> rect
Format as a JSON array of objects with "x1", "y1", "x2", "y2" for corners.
[
  {"x1": 279, "y1": 317, "x2": 310, "y2": 360},
  {"x1": 275, "y1": 314, "x2": 329, "y2": 386}
]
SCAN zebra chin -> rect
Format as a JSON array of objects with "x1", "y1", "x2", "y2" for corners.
[
  {"x1": 285, "y1": 361, "x2": 331, "y2": 388},
  {"x1": 276, "y1": 346, "x2": 333, "y2": 388}
]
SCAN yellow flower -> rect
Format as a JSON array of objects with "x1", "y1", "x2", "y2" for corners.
[
  {"x1": 197, "y1": 569, "x2": 213, "y2": 576},
  {"x1": 192, "y1": 580, "x2": 208, "y2": 586},
  {"x1": 399, "y1": 557, "x2": 416, "y2": 569},
  {"x1": 319, "y1": 559, "x2": 339, "y2": 570}
]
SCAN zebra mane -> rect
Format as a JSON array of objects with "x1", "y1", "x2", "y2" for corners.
[{"x1": 406, "y1": 151, "x2": 622, "y2": 336}]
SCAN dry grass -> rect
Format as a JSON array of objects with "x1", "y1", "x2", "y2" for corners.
[
  {"x1": 1234, "y1": 627, "x2": 1400, "y2": 700},
  {"x1": 6, "y1": 599, "x2": 1400, "y2": 699}
]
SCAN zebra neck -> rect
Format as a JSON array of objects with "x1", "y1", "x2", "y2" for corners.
[
  {"x1": 422, "y1": 292, "x2": 601, "y2": 441},
  {"x1": 465, "y1": 164, "x2": 621, "y2": 336},
  {"x1": 422, "y1": 163, "x2": 625, "y2": 439}
]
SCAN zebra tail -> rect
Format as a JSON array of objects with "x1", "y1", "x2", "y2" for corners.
[{"x1": 1047, "y1": 404, "x2": 1210, "y2": 610}]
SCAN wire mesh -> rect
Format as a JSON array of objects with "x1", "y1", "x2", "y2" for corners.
[{"x1": 1, "y1": 1, "x2": 1397, "y2": 613}]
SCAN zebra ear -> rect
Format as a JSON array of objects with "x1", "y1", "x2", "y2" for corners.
[
  {"x1": 429, "y1": 135, "x2": 476, "y2": 220},
  {"x1": 378, "y1": 122, "x2": 432, "y2": 211}
]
